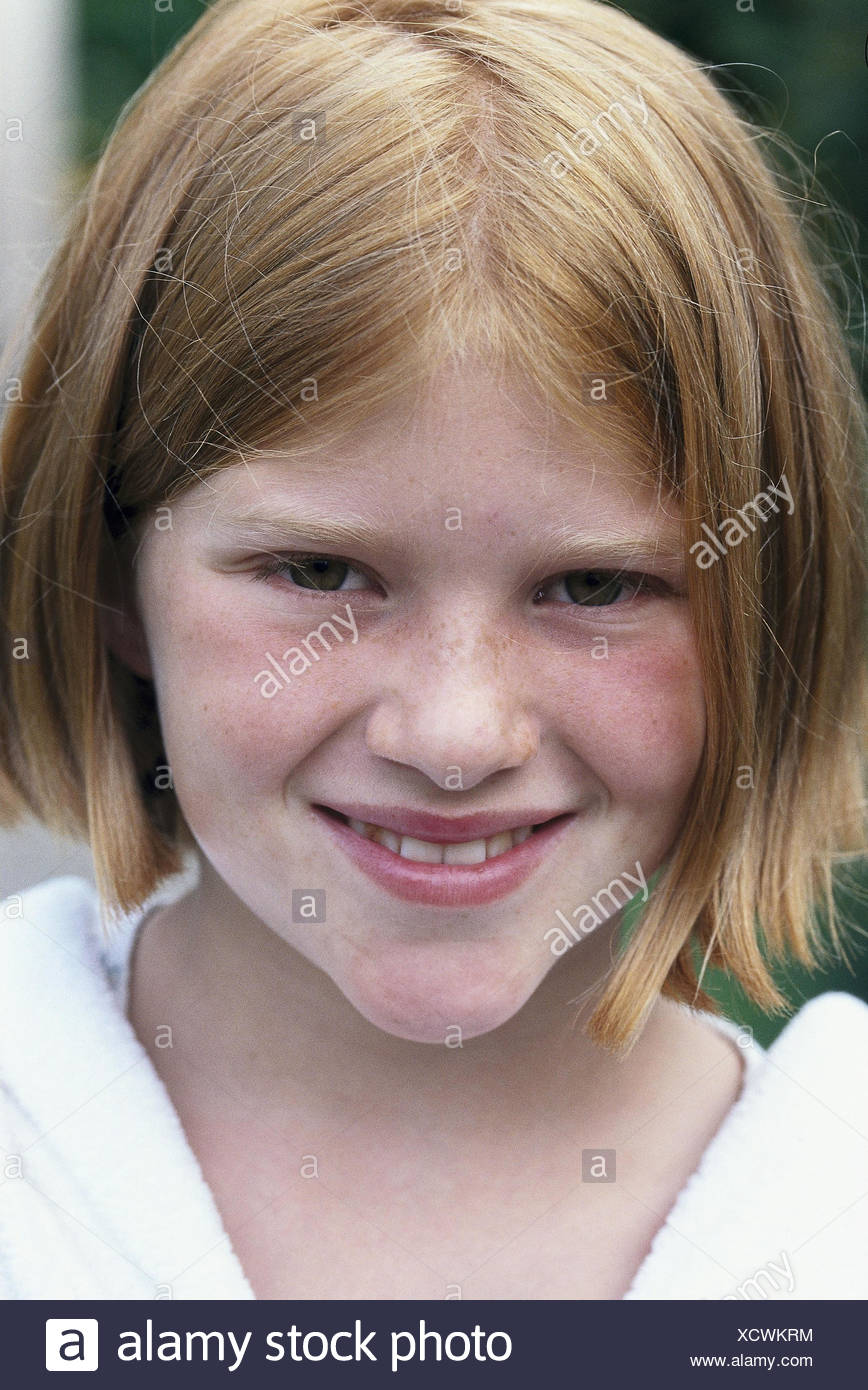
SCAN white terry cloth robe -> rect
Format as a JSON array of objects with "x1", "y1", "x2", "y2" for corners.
[{"x1": 1, "y1": 866, "x2": 867, "y2": 1299}]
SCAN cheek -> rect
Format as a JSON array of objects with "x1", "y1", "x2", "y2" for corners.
[
  {"x1": 547, "y1": 621, "x2": 706, "y2": 799},
  {"x1": 143, "y1": 578, "x2": 365, "y2": 799}
]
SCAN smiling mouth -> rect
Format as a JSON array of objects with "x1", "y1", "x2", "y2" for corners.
[{"x1": 318, "y1": 806, "x2": 562, "y2": 865}]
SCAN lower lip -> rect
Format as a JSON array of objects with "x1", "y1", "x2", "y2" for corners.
[{"x1": 311, "y1": 806, "x2": 577, "y2": 906}]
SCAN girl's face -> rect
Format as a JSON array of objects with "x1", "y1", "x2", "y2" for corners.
[{"x1": 126, "y1": 365, "x2": 705, "y2": 1042}]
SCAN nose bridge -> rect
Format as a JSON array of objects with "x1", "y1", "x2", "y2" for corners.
[
  {"x1": 365, "y1": 597, "x2": 538, "y2": 786},
  {"x1": 411, "y1": 594, "x2": 521, "y2": 713},
  {"x1": 427, "y1": 602, "x2": 505, "y2": 689}
]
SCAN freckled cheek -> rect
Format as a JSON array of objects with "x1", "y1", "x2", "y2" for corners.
[
  {"x1": 546, "y1": 633, "x2": 706, "y2": 797},
  {"x1": 146, "y1": 590, "x2": 367, "y2": 787}
]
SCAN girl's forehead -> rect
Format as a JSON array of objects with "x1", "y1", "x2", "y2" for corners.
[
  {"x1": 156, "y1": 446, "x2": 685, "y2": 585},
  {"x1": 130, "y1": 363, "x2": 676, "y2": 563},
  {"x1": 179, "y1": 434, "x2": 672, "y2": 528},
  {"x1": 264, "y1": 360, "x2": 654, "y2": 457},
  {"x1": 179, "y1": 367, "x2": 664, "y2": 511}
]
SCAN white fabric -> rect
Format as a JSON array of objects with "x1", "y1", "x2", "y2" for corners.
[{"x1": 1, "y1": 867, "x2": 866, "y2": 1300}]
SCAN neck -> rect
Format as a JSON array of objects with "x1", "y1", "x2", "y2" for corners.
[{"x1": 129, "y1": 855, "x2": 681, "y2": 1134}]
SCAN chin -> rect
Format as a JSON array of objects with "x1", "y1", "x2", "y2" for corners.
[{"x1": 338, "y1": 938, "x2": 542, "y2": 1044}]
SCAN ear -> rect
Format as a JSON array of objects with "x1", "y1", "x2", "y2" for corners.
[{"x1": 98, "y1": 536, "x2": 154, "y2": 681}]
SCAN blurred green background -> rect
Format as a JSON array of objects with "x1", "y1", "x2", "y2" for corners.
[{"x1": 76, "y1": 0, "x2": 868, "y2": 1043}]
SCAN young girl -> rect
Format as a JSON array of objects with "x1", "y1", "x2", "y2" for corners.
[{"x1": 1, "y1": 0, "x2": 866, "y2": 1301}]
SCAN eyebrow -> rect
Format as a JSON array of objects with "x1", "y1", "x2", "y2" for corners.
[
  {"x1": 537, "y1": 528, "x2": 686, "y2": 573},
  {"x1": 208, "y1": 506, "x2": 685, "y2": 571},
  {"x1": 206, "y1": 505, "x2": 386, "y2": 551}
]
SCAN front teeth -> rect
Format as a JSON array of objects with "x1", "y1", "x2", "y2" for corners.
[
  {"x1": 345, "y1": 818, "x2": 534, "y2": 862},
  {"x1": 397, "y1": 835, "x2": 444, "y2": 864}
]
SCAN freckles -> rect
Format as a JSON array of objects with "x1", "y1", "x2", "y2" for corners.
[
  {"x1": 159, "y1": 572, "x2": 368, "y2": 764},
  {"x1": 553, "y1": 629, "x2": 705, "y2": 790},
  {"x1": 619, "y1": 652, "x2": 705, "y2": 780},
  {"x1": 611, "y1": 644, "x2": 703, "y2": 729}
]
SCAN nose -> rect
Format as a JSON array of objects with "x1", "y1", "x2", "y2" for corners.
[{"x1": 364, "y1": 607, "x2": 540, "y2": 790}]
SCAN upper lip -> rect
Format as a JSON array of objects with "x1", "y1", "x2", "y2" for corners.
[{"x1": 314, "y1": 803, "x2": 572, "y2": 843}]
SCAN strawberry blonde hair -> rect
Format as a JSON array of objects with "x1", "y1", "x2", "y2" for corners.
[{"x1": 1, "y1": 0, "x2": 865, "y2": 1050}]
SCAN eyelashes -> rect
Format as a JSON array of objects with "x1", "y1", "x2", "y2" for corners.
[
  {"x1": 252, "y1": 553, "x2": 371, "y2": 592},
  {"x1": 532, "y1": 570, "x2": 663, "y2": 607},
  {"x1": 251, "y1": 551, "x2": 674, "y2": 610}
]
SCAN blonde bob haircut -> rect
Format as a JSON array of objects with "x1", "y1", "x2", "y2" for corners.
[{"x1": 1, "y1": 0, "x2": 866, "y2": 1052}]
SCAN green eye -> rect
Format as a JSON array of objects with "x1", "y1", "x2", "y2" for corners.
[
  {"x1": 284, "y1": 556, "x2": 349, "y2": 591},
  {"x1": 563, "y1": 570, "x2": 628, "y2": 606},
  {"x1": 252, "y1": 551, "x2": 373, "y2": 593},
  {"x1": 269, "y1": 556, "x2": 350, "y2": 589}
]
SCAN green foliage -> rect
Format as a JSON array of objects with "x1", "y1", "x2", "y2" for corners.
[
  {"x1": 620, "y1": 862, "x2": 868, "y2": 1042},
  {"x1": 78, "y1": 0, "x2": 207, "y2": 160}
]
